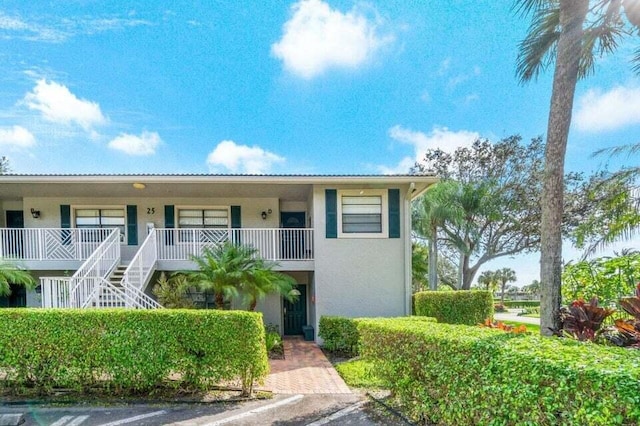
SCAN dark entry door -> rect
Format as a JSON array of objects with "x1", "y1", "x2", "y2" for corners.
[
  {"x1": 284, "y1": 285, "x2": 307, "y2": 335},
  {"x1": 280, "y1": 212, "x2": 306, "y2": 260},
  {"x1": 5, "y1": 210, "x2": 24, "y2": 257}
]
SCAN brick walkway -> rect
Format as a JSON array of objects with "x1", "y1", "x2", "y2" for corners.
[{"x1": 263, "y1": 337, "x2": 351, "y2": 394}]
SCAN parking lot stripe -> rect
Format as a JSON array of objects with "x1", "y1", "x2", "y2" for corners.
[
  {"x1": 97, "y1": 410, "x2": 167, "y2": 426},
  {"x1": 305, "y1": 401, "x2": 366, "y2": 426},
  {"x1": 67, "y1": 415, "x2": 90, "y2": 426},
  {"x1": 51, "y1": 416, "x2": 75, "y2": 426},
  {"x1": 205, "y1": 394, "x2": 304, "y2": 426}
]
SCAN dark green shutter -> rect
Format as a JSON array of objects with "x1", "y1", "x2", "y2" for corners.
[
  {"x1": 60, "y1": 205, "x2": 71, "y2": 245},
  {"x1": 231, "y1": 206, "x2": 241, "y2": 228},
  {"x1": 164, "y1": 205, "x2": 175, "y2": 245},
  {"x1": 60, "y1": 205, "x2": 71, "y2": 228},
  {"x1": 388, "y1": 189, "x2": 400, "y2": 238},
  {"x1": 164, "y1": 205, "x2": 175, "y2": 228},
  {"x1": 325, "y1": 189, "x2": 337, "y2": 238},
  {"x1": 126, "y1": 205, "x2": 138, "y2": 245}
]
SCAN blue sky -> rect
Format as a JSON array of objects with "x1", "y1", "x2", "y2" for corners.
[{"x1": 0, "y1": 0, "x2": 639, "y2": 285}]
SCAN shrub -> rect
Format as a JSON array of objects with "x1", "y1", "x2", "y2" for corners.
[
  {"x1": 494, "y1": 303, "x2": 507, "y2": 312},
  {"x1": 413, "y1": 290, "x2": 493, "y2": 325},
  {"x1": 503, "y1": 300, "x2": 540, "y2": 308},
  {"x1": 0, "y1": 309, "x2": 268, "y2": 396},
  {"x1": 319, "y1": 315, "x2": 436, "y2": 358},
  {"x1": 358, "y1": 319, "x2": 640, "y2": 425}
]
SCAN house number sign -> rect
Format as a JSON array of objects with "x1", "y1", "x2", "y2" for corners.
[{"x1": 147, "y1": 207, "x2": 156, "y2": 215}]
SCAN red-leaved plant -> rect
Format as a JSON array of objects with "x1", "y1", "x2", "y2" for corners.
[
  {"x1": 559, "y1": 297, "x2": 615, "y2": 342},
  {"x1": 611, "y1": 283, "x2": 640, "y2": 348},
  {"x1": 480, "y1": 318, "x2": 528, "y2": 334}
]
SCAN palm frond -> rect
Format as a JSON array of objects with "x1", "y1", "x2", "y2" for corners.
[
  {"x1": 593, "y1": 142, "x2": 640, "y2": 158},
  {"x1": 516, "y1": 5, "x2": 561, "y2": 83},
  {"x1": 633, "y1": 45, "x2": 640, "y2": 74},
  {"x1": 512, "y1": 0, "x2": 557, "y2": 17}
]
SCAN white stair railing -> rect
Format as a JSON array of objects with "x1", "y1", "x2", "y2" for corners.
[
  {"x1": 41, "y1": 277, "x2": 71, "y2": 308},
  {"x1": 84, "y1": 277, "x2": 162, "y2": 309},
  {"x1": 120, "y1": 230, "x2": 162, "y2": 308},
  {"x1": 67, "y1": 228, "x2": 121, "y2": 308}
]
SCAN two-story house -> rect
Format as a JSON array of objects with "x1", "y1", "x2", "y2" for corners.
[{"x1": 0, "y1": 174, "x2": 435, "y2": 339}]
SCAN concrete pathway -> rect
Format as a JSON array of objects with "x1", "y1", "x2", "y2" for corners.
[
  {"x1": 263, "y1": 337, "x2": 352, "y2": 395},
  {"x1": 494, "y1": 311, "x2": 541, "y2": 325}
]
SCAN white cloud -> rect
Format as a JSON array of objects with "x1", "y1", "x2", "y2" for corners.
[
  {"x1": 108, "y1": 131, "x2": 161, "y2": 156},
  {"x1": 0, "y1": 125, "x2": 36, "y2": 148},
  {"x1": 0, "y1": 12, "x2": 151, "y2": 43},
  {"x1": 380, "y1": 125, "x2": 479, "y2": 174},
  {"x1": 24, "y1": 79, "x2": 107, "y2": 131},
  {"x1": 575, "y1": 85, "x2": 640, "y2": 132},
  {"x1": 271, "y1": 0, "x2": 392, "y2": 79},
  {"x1": 207, "y1": 140, "x2": 285, "y2": 174}
]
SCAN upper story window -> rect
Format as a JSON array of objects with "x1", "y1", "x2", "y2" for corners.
[
  {"x1": 337, "y1": 190, "x2": 388, "y2": 238},
  {"x1": 177, "y1": 208, "x2": 229, "y2": 229},
  {"x1": 75, "y1": 208, "x2": 126, "y2": 242},
  {"x1": 341, "y1": 195, "x2": 382, "y2": 233}
]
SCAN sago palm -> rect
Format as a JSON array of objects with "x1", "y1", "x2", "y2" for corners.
[
  {"x1": 0, "y1": 258, "x2": 36, "y2": 297},
  {"x1": 515, "y1": 0, "x2": 640, "y2": 334}
]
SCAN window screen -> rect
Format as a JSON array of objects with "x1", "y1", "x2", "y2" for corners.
[{"x1": 341, "y1": 196, "x2": 382, "y2": 233}]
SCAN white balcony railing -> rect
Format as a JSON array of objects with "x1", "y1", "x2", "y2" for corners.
[
  {"x1": 0, "y1": 228, "x2": 112, "y2": 262},
  {"x1": 155, "y1": 228, "x2": 313, "y2": 262}
]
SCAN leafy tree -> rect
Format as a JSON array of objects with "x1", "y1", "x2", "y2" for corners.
[
  {"x1": 0, "y1": 258, "x2": 36, "y2": 297},
  {"x1": 152, "y1": 272, "x2": 194, "y2": 308},
  {"x1": 562, "y1": 250, "x2": 640, "y2": 308},
  {"x1": 515, "y1": 0, "x2": 640, "y2": 334},
  {"x1": 0, "y1": 157, "x2": 9, "y2": 174},
  {"x1": 522, "y1": 279, "x2": 541, "y2": 295},
  {"x1": 477, "y1": 270, "x2": 500, "y2": 294},
  {"x1": 412, "y1": 181, "x2": 460, "y2": 290},
  {"x1": 497, "y1": 268, "x2": 518, "y2": 305},
  {"x1": 413, "y1": 136, "x2": 580, "y2": 289},
  {"x1": 412, "y1": 243, "x2": 429, "y2": 292}
]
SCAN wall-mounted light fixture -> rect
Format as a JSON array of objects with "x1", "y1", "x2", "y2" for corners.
[
  {"x1": 261, "y1": 209, "x2": 273, "y2": 220},
  {"x1": 132, "y1": 182, "x2": 146, "y2": 190},
  {"x1": 30, "y1": 208, "x2": 41, "y2": 219}
]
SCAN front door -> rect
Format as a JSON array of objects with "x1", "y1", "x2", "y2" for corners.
[
  {"x1": 280, "y1": 212, "x2": 306, "y2": 259},
  {"x1": 284, "y1": 285, "x2": 307, "y2": 335},
  {"x1": 5, "y1": 210, "x2": 24, "y2": 257}
]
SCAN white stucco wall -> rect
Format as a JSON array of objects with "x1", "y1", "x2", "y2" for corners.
[
  {"x1": 20, "y1": 196, "x2": 281, "y2": 262},
  {"x1": 312, "y1": 184, "x2": 410, "y2": 337}
]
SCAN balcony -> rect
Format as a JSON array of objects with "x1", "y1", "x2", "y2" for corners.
[{"x1": 0, "y1": 227, "x2": 314, "y2": 271}]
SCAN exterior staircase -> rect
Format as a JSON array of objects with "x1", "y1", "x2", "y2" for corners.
[{"x1": 93, "y1": 265, "x2": 128, "y2": 308}]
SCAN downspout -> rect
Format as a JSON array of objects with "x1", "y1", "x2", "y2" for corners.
[{"x1": 404, "y1": 183, "x2": 415, "y2": 316}]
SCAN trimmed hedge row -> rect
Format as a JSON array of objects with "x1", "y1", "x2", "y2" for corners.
[
  {"x1": 414, "y1": 290, "x2": 493, "y2": 325},
  {"x1": 0, "y1": 309, "x2": 268, "y2": 395},
  {"x1": 503, "y1": 300, "x2": 540, "y2": 308},
  {"x1": 318, "y1": 315, "x2": 436, "y2": 357},
  {"x1": 358, "y1": 319, "x2": 640, "y2": 425}
]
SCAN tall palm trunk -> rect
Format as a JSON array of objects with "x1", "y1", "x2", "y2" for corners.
[
  {"x1": 428, "y1": 225, "x2": 438, "y2": 290},
  {"x1": 540, "y1": 0, "x2": 588, "y2": 335},
  {"x1": 215, "y1": 292, "x2": 225, "y2": 309}
]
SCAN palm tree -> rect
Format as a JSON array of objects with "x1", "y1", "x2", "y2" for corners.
[
  {"x1": 185, "y1": 242, "x2": 298, "y2": 311},
  {"x1": 413, "y1": 181, "x2": 460, "y2": 290},
  {"x1": 477, "y1": 270, "x2": 500, "y2": 294},
  {"x1": 0, "y1": 258, "x2": 36, "y2": 297},
  {"x1": 496, "y1": 268, "x2": 517, "y2": 305},
  {"x1": 515, "y1": 0, "x2": 640, "y2": 334}
]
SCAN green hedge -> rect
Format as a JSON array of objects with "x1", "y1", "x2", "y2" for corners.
[
  {"x1": 0, "y1": 309, "x2": 268, "y2": 395},
  {"x1": 319, "y1": 315, "x2": 436, "y2": 358},
  {"x1": 503, "y1": 300, "x2": 540, "y2": 308},
  {"x1": 414, "y1": 290, "x2": 493, "y2": 325},
  {"x1": 358, "y1": 319, "x2": 640, "y2": 425}
]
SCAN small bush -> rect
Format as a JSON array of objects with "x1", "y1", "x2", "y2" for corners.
[
  {"x1": 494, "y1": 303, "x2": 507, "y2": 312},
  {"x1": 319, "y1": 316, "x2": 436, "y2": 358},
  {"x1": 503, "y1": 300, "x2": 540, "y2": 308},
  {"x1": 0, "y1": 309, "x2": 268, "y2": 396},
  {"x1": 335, "y1": 359, "x2": 387, "y2": 389},
  {"x1": 414, "y1": 290, "x2": 493, "y2": 325},
  {"x1": 358, "y1": 319, "x2": 640, "y2": 425}
]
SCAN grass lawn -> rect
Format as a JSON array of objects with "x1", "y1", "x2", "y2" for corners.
[
  {"x1": 502, "y1": 320, "x2": 541, "y2": 333},
  {"x1": 335, "y1": 359, "x2": 388, "y2": 389}
]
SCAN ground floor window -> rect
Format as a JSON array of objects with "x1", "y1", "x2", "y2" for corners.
[{"x1": 0, "y1": 284, "x2": 26, "y2": 308}]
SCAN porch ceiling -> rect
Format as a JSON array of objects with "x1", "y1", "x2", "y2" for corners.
[{"x1": 0, "y1": 182, "x2": 313, "y2": 200}]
